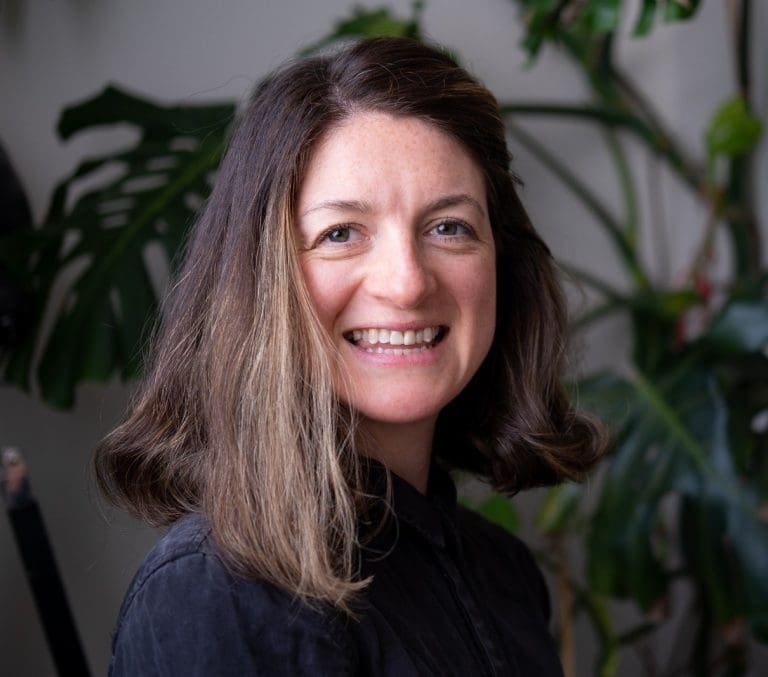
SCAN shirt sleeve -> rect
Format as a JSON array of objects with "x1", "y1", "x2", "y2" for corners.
[{"x1": 109, "y1": 552, "x2": 353, "y2": 677}]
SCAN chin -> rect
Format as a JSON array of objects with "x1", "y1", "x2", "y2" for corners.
[{"x1": 356, "y1": 399, "x2": 445, "y2": 427}]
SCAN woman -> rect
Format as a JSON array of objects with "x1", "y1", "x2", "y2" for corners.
[{"x1": 96, "y1": 37, "x2": 604, "y2": 676}]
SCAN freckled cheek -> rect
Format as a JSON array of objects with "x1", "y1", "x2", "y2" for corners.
[
  {"x1": 300, "y1": 261, "x2": 355, "y2": 334},
  {"x1": 444, "y1": 250, "x2": 495, "y2": 297},
  {"x1": 453, "y1": 260, "x2": 497, "y2": 347}
]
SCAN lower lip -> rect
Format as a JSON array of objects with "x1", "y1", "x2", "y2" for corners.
[{"x1": 345, "y1": 336, "x2": 446, "y2": 366}]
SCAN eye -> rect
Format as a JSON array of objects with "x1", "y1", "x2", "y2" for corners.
[
  {"x1": 317, "y1": 225, "x2": 357, "y2": 245},
  {"x1": 429, "y1": 220, "x2": 473, "y2": 238}
]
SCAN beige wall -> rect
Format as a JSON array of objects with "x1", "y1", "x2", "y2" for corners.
[{"x1": 1, "y1": 1, "x2": 765, "y2": 674}]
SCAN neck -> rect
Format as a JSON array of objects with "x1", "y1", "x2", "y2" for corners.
[{"x1": 358, "y1": 417, "x2": 436, "y2": 494}]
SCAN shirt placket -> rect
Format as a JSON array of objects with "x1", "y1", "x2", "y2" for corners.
[{"x1": 433, "y1": 514, "x2": 518, "y2": 677}]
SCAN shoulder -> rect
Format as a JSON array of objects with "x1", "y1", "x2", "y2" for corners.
[
  {"x1": 455, "y1": 504, "x2": 551, "y2": 620},
  {"x1": 455, "y1": 504, "x2": 535, "y2": 563},
  {"x1": 117, "y1": 512, "x2": 212, "y2": 606},
  {"x1": 110, "y1": 513, "x2": 353, "y2": 677}
]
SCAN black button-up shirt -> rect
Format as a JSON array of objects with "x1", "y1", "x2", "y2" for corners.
[{"x1": 109, "y1": 465, "x2": 563, "y2": 676}]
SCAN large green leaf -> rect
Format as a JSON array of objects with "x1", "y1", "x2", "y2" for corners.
[
  {"x1": 703, "y1": 301, "x2": 768, "y2": 355},
  {"x1": 583, "y1": 367, "x2": 768, "y2": 633},
  {"x1": 4, "y1": 87, "x2": 234, "y2": 406},
  {"x1": 680, "y1": 494, "x2": 740, "y2": 623},
  {"x1": 585, "y1": 413, "x2": 675, "y2": 606}
]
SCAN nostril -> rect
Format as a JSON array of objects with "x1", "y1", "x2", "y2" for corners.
[{"x1": 368, "y1": 263, "x2": 436, "y2": 308}]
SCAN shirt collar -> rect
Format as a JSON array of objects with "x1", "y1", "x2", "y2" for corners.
[{"x1": 361, "y1": 459, "x2": 459, "y2": 551}]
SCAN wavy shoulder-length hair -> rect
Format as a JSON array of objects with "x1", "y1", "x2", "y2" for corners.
[{"x1": 95, "y1": 37, "x2": 604, "y2": 613}]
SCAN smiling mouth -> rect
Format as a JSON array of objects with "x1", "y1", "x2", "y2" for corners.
[{"x1": 343, "y1": 326, "x2": 447, "y2": 354}]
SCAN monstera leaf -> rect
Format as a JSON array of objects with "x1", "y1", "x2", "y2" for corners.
[
  {"x1": 581, "y1": 364, "x2": 768, "y2": 639},
  {"x1": 2, "y1": 87, "x2": 235, "y2": 407}
]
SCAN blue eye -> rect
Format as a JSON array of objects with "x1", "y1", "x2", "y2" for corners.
[
  {"x1": 432, "y1": 220, "x2": 471, "y2": 237},
  {"x1": 322, "y1": 226, "x2": 352, "y2": 243},
  {"x1": 309, "y1": 223, "x2": 364, "y2": 250}
]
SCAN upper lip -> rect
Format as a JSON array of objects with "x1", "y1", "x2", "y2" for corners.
[{"x1": 343, "y1": 321, "x2": 445, "y2": 332}]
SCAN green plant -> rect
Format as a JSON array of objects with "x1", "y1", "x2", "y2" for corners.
[
  {"x1": 1, "y1": 91, "x2": 235, "y2": 405},
  {"x1": 2, "y1": 1, "x2": 767, "y2": 675},
  {"x1": 504, "y1": 1, "x2": 768, "y2": 675}
]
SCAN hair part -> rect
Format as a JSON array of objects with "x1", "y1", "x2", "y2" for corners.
[{"x1": 95, "y1": 37, "x2": 605, "y2": 614}]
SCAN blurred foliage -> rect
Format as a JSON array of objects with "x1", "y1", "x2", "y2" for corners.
[
  {"x1": 0, "y1": 89, "x2": 235, "y2": 406},
  {"x1": 504, "y1": 1, "x2": 767, "y2": 675},
  {"x1": 518, "y1": 0, "x2": 702, "y2": 56},
  {"x1": 2, "y1": 1, "x2": 766, "y2": 674},
  {"x1": 300, "y1": 1, "x2": 424, "y2": 55}
]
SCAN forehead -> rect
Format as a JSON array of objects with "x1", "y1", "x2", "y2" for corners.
[{"x1": 297, "y1": 112, "x2": 486, "y2": 215}]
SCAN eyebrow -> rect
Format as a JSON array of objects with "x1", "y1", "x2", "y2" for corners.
[
  {"x1": 300, "y1": 199, "x2": 372, "y2": 218},
  {"x1": 299, "y1": 193, "x2": 486, "y2": 219},
  {"x1": 425, "y1": 194, "x2": 486, "y2": 219}
]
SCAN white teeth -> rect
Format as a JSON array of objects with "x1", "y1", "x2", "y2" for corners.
[{"x1": 349, "y1": 326, "x2": 442, "y2": 347}]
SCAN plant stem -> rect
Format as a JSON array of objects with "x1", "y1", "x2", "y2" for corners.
[
  {"x1": 603, "y1": 130, "x2": 638, "y2": 246},
  {"x1": 724, "y1": 164, "x2": 761, "y2": 280},
  {"x1": 691, "y1": 586, "x2": 712, "y2": 676},
  {"x1": 723, "y1": 0, "x2": 761, "y2": 278},
  {"x1": 685, "y1": 192, "x2": 722, "y2": 287},
  {"x1": 571, "y1": 299, "x2": 626, "y2": 331},
  {"x1": 501, "y1": 102, "x2": 707, "y2": 198},
  {"x1": 735, "y1": 0, "x2": 751, "y2": 104},
  {"x1": 559, "y1": 262, "x2": 624, "y2": 300},
  {"x1": 645, "y1": 151, "x2": 672, "y2": 285},
  {"x1": 606, "y1": 68, "x2": 659, "y2": 129},
  {"x1": 608, "y1": 68, "x2": 703, "y2": 188},
  {"x1": 616, "y1": 621, "x2": 658, "y2": 646},
  {"x1": 504, "y1": 117, "x2": 650, "y2": 290},
  {"x1": 502, "y1": 103, "x2": 649, "y2": 137},
  {"x1": 632, "y1": 372, "x2": 709, "y2": 471}
]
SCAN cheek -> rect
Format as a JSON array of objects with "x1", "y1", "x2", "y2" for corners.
[
  {"x1": 300, "y1": 260, "x2": 351, "y2": 331},
  {"x1": 472, "y1": 274, "x2": 497, "y2": 354},
  {"x1": 457, "y1": 263, "x2": 497, "y2": 381},
  {"x1": 454, "y1": 257, "x2": 497, "y2": 338}
]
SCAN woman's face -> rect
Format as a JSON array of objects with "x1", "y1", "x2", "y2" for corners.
[{"x1": 297, "y1": 112, "x2": 496, "y2": 429}]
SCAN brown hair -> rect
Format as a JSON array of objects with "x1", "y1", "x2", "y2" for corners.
[{"x1": 95, "y1": 37, "x2": 604, "y2": 612}]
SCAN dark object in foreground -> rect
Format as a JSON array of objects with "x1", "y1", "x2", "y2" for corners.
[{"x1": 1, "y1": 448, "x2": 91, "y2": 677}]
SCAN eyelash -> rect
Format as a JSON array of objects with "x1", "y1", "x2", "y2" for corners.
[
  {"x1": 315, "y1": 224, "x2": 358, "y2": 246},
  {"x1": 312, "y1": 219, "x2": 476, "y2": 248},
  {"x1": 428, "y1": 219, "x2": 474, "y2": 238}
]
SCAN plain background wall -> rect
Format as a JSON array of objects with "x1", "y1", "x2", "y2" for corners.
[{"x1": 1, "y1": 1, "x2": 766, "y2": 675}]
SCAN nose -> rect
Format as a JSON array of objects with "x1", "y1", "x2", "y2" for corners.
[{"x1": 365, "y1": 232, "x2": 437, "y2": 309}]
